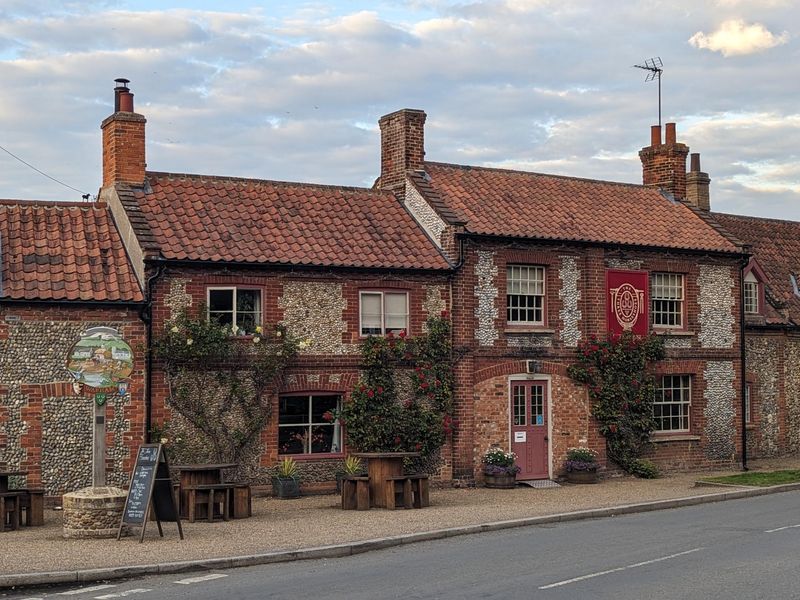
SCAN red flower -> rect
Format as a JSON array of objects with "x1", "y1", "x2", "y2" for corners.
[
  {"x1": 359, "y1": 384, "x2": 366, "y2": 392},
  {"x1": 420, "y1": 382, "x2": 429, "y2": 390},
  {"x1": 609, "y1": 423, "x2": 618, "y2": 433},
  {"x1": 377, "y1": 386, "x2": 384, "y2": 394},
  {"x1": 441, "y1": 310, "x2": 449, "y2": 318},
  {"x1": 399, "y1": 330, "x2": 407, "y2": 339},
  {"x1": 367, "y1": 389, "x2": 375, "y2": 398},
  {"x1": 394, "y1": 436, "x2": 402, "y2": 445},
  {"x1": 415, "y1": 443, "x2": 422, "y2": 451},
  {"x1": 321, "y1": 411, "x2": 334, "y2": 422},
  {"x1": 386, "y1": 331, "x2": 394, "y2": 339}
]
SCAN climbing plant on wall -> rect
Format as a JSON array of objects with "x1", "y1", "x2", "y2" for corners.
[
  {"x1": 153, "y1": 310, "x2": 298, "y2": 464},
  {"x1": 567, "y1": 332, "x2": 665, "y2": 478},
  {"x1": 334, "y1": 315, "x2": 455, "y2": 460}
]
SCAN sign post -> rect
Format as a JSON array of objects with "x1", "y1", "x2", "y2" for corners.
[{"x1": 118, "y1": 443, "x2": 183, "y2": 542}]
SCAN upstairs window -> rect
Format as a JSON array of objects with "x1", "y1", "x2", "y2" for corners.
[
  {"x1": 507, "y1": 265, "x2": 545, "y2": 325},
  {"x1": 744, "y1": 272, "x2": 759, "y2": 314},
  {"x1": 207, "y1": 287, "x2": 262, "y2": 335},
  {"x1": 360, "y1": 291, "x2": 409, "y2": 336},
  {"x1": 651, "y1": 273, "x2": 684, "y2": 328},
  {"x1": 654, "y1": 375, "x2": 691, "y2": 432}
]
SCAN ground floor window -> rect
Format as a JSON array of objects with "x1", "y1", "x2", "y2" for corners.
[
  {"x1": 745, "y1": 383, "x2": 753, "y2": 424},
  {"x1": 278, "y1": 394, "x2": 342, "y2": 454},
  {"x1": 653, "y1": 375, "x2": 691, "y2": 432}
]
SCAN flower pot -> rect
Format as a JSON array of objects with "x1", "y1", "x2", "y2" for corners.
[
  {"x1": 565, "y1": 468, "x2": 598, "y2": 484},
  {"x1": 272, "y1": 476, "x2": 300, "y2": 498},
  {"x1": 484, "y1": 473, "x2": 517, "y2": 489}
]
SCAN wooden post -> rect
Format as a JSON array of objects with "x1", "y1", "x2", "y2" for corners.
[{"x1": 93, "y1": 402, "x2": 107, "y2": 487}]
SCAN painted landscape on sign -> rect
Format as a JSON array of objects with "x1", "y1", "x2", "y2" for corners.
[{"x1": 66, "y1": 327, "x2": 134, "y2": 389}]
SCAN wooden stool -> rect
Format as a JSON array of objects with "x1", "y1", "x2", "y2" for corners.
[
  {"x1": 341, "y1": 476, "x2": 370, "y2": 510},
  {"x1": 186, "y1": 484, "x2": 232, "y2": 523},
  {"x1": 407, "y1": 475, "x2": 430, "y2": 508},
  {"x1": 384, "y1": 476, "x2": 413, "y2": 510},
  {"x1": 230, "y1": 485, "x2": 252, "y2": 519},
  {"x1": 18, "y1": 489, "x2": 45, "y2": 526},
  {"x1": 0, "y1": 492, "x2": 22, "y2": 531}
]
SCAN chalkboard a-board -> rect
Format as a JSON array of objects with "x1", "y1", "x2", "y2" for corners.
[{"x1": 118, "y1": 443, "x2": 184, "y2": 542}]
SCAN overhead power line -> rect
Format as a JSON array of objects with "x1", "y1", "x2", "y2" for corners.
[{"x1": 0, "y1": 142, "x2": 90, "y2": 197}]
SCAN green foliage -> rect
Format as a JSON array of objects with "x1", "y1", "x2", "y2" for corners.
[
  {"x1": 567, "y1": 332, "x2": 665, "y2": 478},
  {"x1": 154, "y1": 310, "x2": 298, "y2": 464},
  {"x1": 276, "y1": 457, "x2": 299, "y2": 479},
  {"x1": 701, "y1": 469, "x2": 800, "y2": 487},
  {"x1": 336, "y1": 316, "x2": 455, "y2": 460},
  {"x1": 342, "y1": 455, "x2": 363, "y2": 475}
]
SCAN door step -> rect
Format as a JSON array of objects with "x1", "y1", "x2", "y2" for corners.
[{"x1": 517, "y1": 479, "x2": 561, "y2": 489}]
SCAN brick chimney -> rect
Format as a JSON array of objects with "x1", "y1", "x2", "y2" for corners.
[
  {"x1": 101, "y1": 78, "x2": 146, "y2": 188},
  {"x1": 378, "y1": 109, "x2": 426, "y2": 194},
  {"x1": 639, "y1": 122, "x2": 689, "y2": 200},
  {"x1": 685, "y1": 152, "x2": 711, "y2": 211}
]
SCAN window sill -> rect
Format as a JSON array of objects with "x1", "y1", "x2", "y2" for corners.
[
  {"x1": 650, "y1": 434, "x2": 701, "y2": 443},
  {"x1": 278, "y1": 452, "x2": 346, "y2": 461},
  {"x1": 504, "y1": 327, "x2": 555, "y2": 334},
  {"x1": 653, "y1": 330, "x2": 694, "y2": 337}
]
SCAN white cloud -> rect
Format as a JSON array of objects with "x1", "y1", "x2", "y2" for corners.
[{"x1": 689, "y1": 19, "x2": 789, "y2": 56}]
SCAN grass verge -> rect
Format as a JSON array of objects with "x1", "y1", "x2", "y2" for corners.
[{"x1": 701, "y1": 470, "x2": 800, "y2": 487}]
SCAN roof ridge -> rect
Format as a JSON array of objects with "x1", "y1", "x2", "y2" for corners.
[
  {"x1": 712, "y1": 211, "x2": 800, "y2": 227},
  {"x1": 423, "y1": 161, "x2": 653, "y2": 191},
  {"x1": 0, "y1": 199, "x2": 100, "y2": 209},
  {"x1": 146, "y1": 171, "x2": 393, "y2": 195}
]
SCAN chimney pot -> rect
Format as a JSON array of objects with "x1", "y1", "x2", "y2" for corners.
[
  {"x1": 690, "y1": 152, "x2": 701, "y2": 173},
  {"x1": 665, "y1": 122, "x2": 676, "y2": 145},
  {"x1": 118, "y1": 90, "x2": 134, "y2": 113},
  {"x1": 650, "y1": 125, "x2": 661, "y2": 146},
  {"x1": 102, "y1": 78, "x2": 146, "y2": 187}
]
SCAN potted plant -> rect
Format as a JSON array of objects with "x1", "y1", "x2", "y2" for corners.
[
  {"x1": 564, "y1": 447, "x2": 599, "y2": 484},
  {"x1": 272, "y1": 457, "x2": 301, "y2": 498},
  {"x1": 482, "y1": 447, "x2": 520, "y2": 488},
  {"x1": 335, "y1": 455, "x2": 364, "y2": 493}
]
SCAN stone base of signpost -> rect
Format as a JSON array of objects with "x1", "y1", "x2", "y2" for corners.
[{"x1": 62, "y1": 486, "x2": 127, "y2": 539}]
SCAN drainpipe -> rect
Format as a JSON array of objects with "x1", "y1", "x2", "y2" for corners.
[
  {"x1": 739, "y1": 257, "x2": 748, "y2": 471},
  {"x1": 141, "y1": 262, "x2": 166, "y2": 444}
]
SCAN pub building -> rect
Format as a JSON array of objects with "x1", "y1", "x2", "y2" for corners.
[{"x1": 0, "y1": 81, "x2": 762, "y2": 499}]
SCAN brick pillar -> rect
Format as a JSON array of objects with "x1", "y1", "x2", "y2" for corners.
[
  {"x1": 639, "y1": 122, "x2": 689, "y2": 200},
  {"x1": 101, "y1": 82, "x2": 146, "y2": 188},
  {"x1": 378, "y1": 109, "x2": 426, "y2": 196}
]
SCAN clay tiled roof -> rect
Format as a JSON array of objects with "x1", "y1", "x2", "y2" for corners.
[
  {"x1": 712, "y1": 212, "x2": 800, "y2": 325},
  {"x1": 415, "y1": 162, "x2": 742, "y2": 254},
  {"x1": 131, "y1": 172, "x2": 451, "y2": 270},
  {"x1": 0, "y1": 200, "x2": 143, "y2": 302}
]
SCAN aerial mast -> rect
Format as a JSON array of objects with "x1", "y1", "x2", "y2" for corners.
[{"x1": 634, "y1": 57, "x2": 664, "y2": 127}]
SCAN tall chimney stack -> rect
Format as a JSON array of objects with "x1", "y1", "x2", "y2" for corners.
[
  {"x1": 639, "y1": 121, "x2": 689, "y2": 200},
  {"x1": 101, "y1": 78, "x2": 146, "y2": 188},
  {"x1": 378, "y1": 109, "x2": 426, "y2": 196},
  {"x1": 686, "y1": 152, "x2": 711, "y2": 211}
]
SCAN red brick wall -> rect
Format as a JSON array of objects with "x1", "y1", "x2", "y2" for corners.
[{"x1": 101, "y1": 112, "x2": 146, "y2": 187}]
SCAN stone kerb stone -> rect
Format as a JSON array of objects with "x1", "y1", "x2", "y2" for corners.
[{"x1": 62, "y1": 486, "x2": 127, "y2": 539}]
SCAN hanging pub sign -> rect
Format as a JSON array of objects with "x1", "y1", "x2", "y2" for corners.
[
  {"x1": 66, "y1": 326, "x2": 134, "y2": 390},
  {"x1": 606, "y1": 270, "x2": 649, "y2": 336}
]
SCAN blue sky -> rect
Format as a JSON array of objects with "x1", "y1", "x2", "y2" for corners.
[{"x1": 0, "y1": 1, "x2": 797, "y2": 219}]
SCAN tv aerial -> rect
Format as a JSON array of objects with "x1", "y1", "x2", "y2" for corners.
[{"x1": 634, "y1": 57, "x2": 663, "y2": 127}]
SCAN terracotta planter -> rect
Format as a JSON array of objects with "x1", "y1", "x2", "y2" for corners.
[
  {"x1": 484, "y1": 473, "x2": 517, "y2": 489},
  {"x1": 565, "y1": 468, "x2": 598, "y2": 484}
]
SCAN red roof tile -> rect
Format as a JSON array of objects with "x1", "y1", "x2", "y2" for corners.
[
  {"x1": 131, "y1": 172, "x2": 451, "y2": 270},
  {"x1": 712, "y1": 212, "x2": 800, "y2": 325},
  {"x1": 0, "y1": 200, "x2": 143, "y2": 302},
  {"x1": 416, "y1": 162, "x2": 741, "y2": 254}
]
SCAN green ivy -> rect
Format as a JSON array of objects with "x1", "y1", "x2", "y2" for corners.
[
  {"x1": 153, "y1": 310, "x2": 298, "y2": 464},
  {"x1": 567, "y1": 332, "x2": 665, "y2": 478},
  {"x1": 336, "y1": 316, "x2": 455, "y2": 459}
]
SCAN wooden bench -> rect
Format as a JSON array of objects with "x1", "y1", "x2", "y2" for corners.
[
  {"x1": 229, "y1": 484, "x2": 252, "y2": 519},
  {"x1": 0, "y1": 491, "x2": 23, "y2": 531},
  {"x1": 384, "y1": 475, "x2": 429, "y2": 510},
  {"x1": 184, "y1": 484, "x2": 233, "y2": 523},
  {"x1": 341, "y1": 476, "x2": 370, "y2": 511},
  {"x1": 17, "y1": 489, "x2": 44, "y2": 526}
]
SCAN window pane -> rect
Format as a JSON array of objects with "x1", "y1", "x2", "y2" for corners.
[
  {"x1": 361, "y1": 293, "x2": 382, "y2": 335},
  {"x1": 385, "y1": 292, "x2": 408, "y2": 332},
  {"x1": 209, "y1": 289, "x2": 234, "y2": 311},
  {"x1": 209, "y1": 311, "x2": 233, "y2": 327},
  {"x1": 507, "y1": 265, "x2": 545, "y2": 324},
  {"x1": 311, "y1": 395, "x2": 340, "y2": 422},
  {"x1": 513, "y1": 385, "x2": 526, "y2": 426},
  {"x1": 279, "y1": 396, "x2": 308, "y2": 425},
  {"x1": 653, "y1": 375, "x2": 691, "y2": 432},
  {"x1": 278, "y1": 426, "x2": 306, "y2": 454},
  {"x1": 311, "y1": 425, "x2": 336, "y2": 453}
]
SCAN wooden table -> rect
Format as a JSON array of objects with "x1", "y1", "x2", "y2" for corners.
[
  {"x1": 0, "y1": 471, "x2": 28, "y2": 531},
  {"x1": 352, "y1": 453, "x2": 419, "y2": 508},
  {"x1": 173, "y1": 463, "x2": 236, "y2": 520}
]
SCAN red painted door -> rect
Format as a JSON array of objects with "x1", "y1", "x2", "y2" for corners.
[{"x1": 511, "y1": 381, "x2": 549, "y2": 479}]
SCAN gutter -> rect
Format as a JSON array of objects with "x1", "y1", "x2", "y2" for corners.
[
  {"x1": 141, "y1": 261, "x2": 166, "y2": 444},
  {"x1": 740, "y1": 256, "x2": 749, "y2": 471}
]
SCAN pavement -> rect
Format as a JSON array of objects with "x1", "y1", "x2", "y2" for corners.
[{"x1": 2, "y1": 456, "x2": 800, "y2": 590}]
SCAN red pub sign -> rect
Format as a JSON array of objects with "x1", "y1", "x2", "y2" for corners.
[{"x1": 606, "y1": 270, "x2": 649, "y2": 335}]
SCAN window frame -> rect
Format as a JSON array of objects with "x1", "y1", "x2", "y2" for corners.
[
  {"x1": 277, "y1": 393, "x2": 344, "y2": 457},
  {"x1": 358, "y1": 290, "x2": 410, "y2": 337},
  {"x1": 745, "y1": 383, "x2": 753, "y2": 424},
  {"x1": 650, "y1": 272, "x2": 685, "y2": 330},
  {"x1": 743, "y1": 272, "x2": 760, "y2": 315},
  {"x1": 206, "y1": 286, "x2": 263, "y2": 335},
  {"x1": 506, "y1": 264, "x2": 547, "y2": 326},
  {"x1": 653, "y1": 374, "x2": 692, "y2": 433}
]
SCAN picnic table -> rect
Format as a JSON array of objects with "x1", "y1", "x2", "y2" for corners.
[
  {"x1": 173, "y1": 463, "x2": 250, "y2": 522},
  {"x1": 351, "y1": 452, "x2": 427, "y2": 509},
  {"x1": 0, "y1": 469, "x2": 43, "y2": 530}
]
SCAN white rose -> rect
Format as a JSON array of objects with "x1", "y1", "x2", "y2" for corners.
[
  {"x1": 253, "y1": 336, "x2": 261, "y2": 344},
  {"x1": 186, "y1": 339, "x2": 193, "y2": 346}
]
